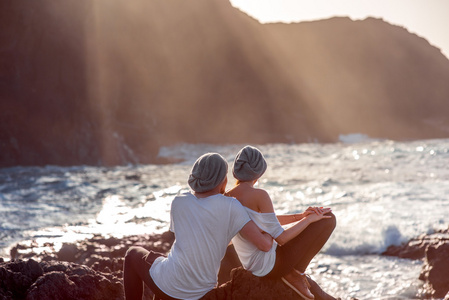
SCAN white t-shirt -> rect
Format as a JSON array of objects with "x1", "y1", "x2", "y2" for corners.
[
  {"x1": 150, "y1": 192, "x2": 251, "y2": 300},
  {"x1": 232, "y1": 207, "x2": 284, "y2": 276}
]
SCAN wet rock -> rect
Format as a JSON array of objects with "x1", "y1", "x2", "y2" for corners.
[
  {"x1": 0, "y1": 289, "x2": 13, "y2": 300},
  {"x1": 419, "y1": 241, "x2": 449, "y2": 299},
  {"x1": 57, "y1": 243, "x2": 79, "y2": 262},
  {"x1": 27, "y1": 272, "x2": 78, "y2": 300},
  {"x1": 90, "y1": 236, "x2": 122, "y2": 248},
  {"x1": 91, "y1": 257, "x2": 124, "y2": 275},
  {"x1": 0, "y1": 260, "x2": 124, "y2": 300},
  {"x1": 124, "y1": 174, "x2": 141, "y2": 181},
  {"x1": 3, "y1": 231, "x2": 337, "y2": 300},
  {"x1": 0, "y1": 266, "x2": 32, "y2": 299},
  {"x1": 0, "y1": 259, "x2": 43, "y2": 299},
  {"x1": 204, "y1": 267, "x2": 337, "y2": 300},
  {"x1": 383, "y1": 228, "x2": 449, "y2": 298},
  {"x1": 382, "y1": 234, "x2": 428, "y2": 260},
  {"x1": 1, "y1": 232, "x2": 175, "y2": 299},
  {"x1": 7, "y1": 258, "x2": 43, "y2": 281},
  {"x1": 203, "y1": 267, "x2": 299, "y2": 300}
]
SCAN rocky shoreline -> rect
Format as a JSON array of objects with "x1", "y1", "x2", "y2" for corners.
[
  {"x1": 1, "y1": 228, "x2": 448, "y2": 299},
  {"x1": 0, "y1": 231, "x2": 335, "y2": 300},
  {"x1": 382, "y1": 228, "x2": 449, "y2": 299},
  {"x1": 1, "y1": 233, "x2": 173, "y2": 300}
]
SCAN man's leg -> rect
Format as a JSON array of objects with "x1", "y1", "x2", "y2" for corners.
[
  {"x1": 124, "y1": 246, "x2": 179, "y2": 300},
  {"x1": 123, "y1": 246, "x2": 152, "y2": 300}
]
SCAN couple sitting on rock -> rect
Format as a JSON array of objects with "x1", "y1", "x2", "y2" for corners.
[{"x1": 123, "y1": 146, "x2": 336, "y2": 300}]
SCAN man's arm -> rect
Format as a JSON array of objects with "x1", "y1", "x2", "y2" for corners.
[{"x1": 239, "y1": 220, "x2": 273, "y2": 252}]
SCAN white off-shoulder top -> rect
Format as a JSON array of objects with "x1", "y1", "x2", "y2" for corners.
[{"x1": 231, "y1": 207, "x2": 284, "y2": 276}]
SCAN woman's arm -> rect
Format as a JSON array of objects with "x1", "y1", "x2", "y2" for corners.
[
  {"x1": 247, "y1": 189, "x2": 332, "y2": 247},
  {"x1": 277, "y1": 207, "x2": 331, "y2": 225},
  {"x1": 277, "y1": 213, "x2": 306, "y2": 225},
  {"x1": 275, "y1": 209, "x2": 332, "y2": 246}
]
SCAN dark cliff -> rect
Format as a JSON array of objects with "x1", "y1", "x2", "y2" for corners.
[{"x1": 1, "y1": 0, "x2": 449, "y2": 167}]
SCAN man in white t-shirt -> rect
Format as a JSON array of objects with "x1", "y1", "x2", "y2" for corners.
[{"x1": 123, "y1": 153, "x2": 273, "y2": 300}]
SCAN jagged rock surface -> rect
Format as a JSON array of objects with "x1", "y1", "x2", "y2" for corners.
[
  {"x1": 203, "y1": 267, "x2": 301, "y2": 300},
  {"x1": 383, "y1": 228, "x2": 449, "y2": 298},
  {"x1": 0, "y1": 259, "x2": 123, "y2": 300},
  {"x1": 3, "y1": 232, "x2": 337, "y2": 299}
]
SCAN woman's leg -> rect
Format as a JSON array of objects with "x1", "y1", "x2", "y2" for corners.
[
  {"x1": 292, "y1": 212, "x2": 337, "y2": 272},
  {"x1": 267, "y1": 212, "x2": 336, "y2": 278}
]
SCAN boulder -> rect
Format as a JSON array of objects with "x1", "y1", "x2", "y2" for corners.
[
  {"x1": 205, "y1": 267, "x2": 337, "y2": 300},
  {"x1": 382, "y1": 233, "x2": 429, "y2": 260},
  {"x1": 0, "y1": 260, "x2": 123, "y2": 300},
  {"x1": 383, "y1": 228, "x2": 449, "y2": 298},
  {"x1": 57, "y1": 243, "x2": 80, "y2": 262},
  {"x1": 0, "y1": 259, "x2": 43, "y2": 299},
  {"x1": 419, "y1": 241, "x2": 449, "y2": 299},
  {"x1": 203, "y1": 267, "x2": 299, "y2": 300}
]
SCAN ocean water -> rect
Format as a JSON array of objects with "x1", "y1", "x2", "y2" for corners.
[{"x1": 1, "y1": 137, "x2": 449, "y2": 299}]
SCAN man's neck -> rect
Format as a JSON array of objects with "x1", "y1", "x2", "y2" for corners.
[{"x1": 193, "y1": 188, "x2": 222, "y2": 199}]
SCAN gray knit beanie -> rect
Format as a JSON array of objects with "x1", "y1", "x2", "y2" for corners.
[
  {"x1": 188, "y1": 153, "x2": 228, "y2": 193},
  {"x1": 233, "y1": 145, "x2": 267, "y2": 182}
]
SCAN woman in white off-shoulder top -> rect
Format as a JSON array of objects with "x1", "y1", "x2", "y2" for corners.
[{"x1": 226, "y1": 145, "x2": 337, "y2": 300}]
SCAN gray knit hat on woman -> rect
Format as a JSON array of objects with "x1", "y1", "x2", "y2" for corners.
[
  {"x1": 188, "y1": 153, "x2": 228, "y2": 193},
  {"x1": 233, "y1": 145, "x2": 267, "y2": 182}
]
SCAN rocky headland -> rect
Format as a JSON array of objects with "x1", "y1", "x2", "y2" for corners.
[
  {"x1": 2, "y1": 228, "x2": 449, "y2": 299},
  {"x1": 2, "y1": 0, "x2": 449, "y2": 167}
]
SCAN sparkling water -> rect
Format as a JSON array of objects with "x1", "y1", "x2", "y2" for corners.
[{"x1": 1, "y1": 137, "x2": 448, "y2": 299}]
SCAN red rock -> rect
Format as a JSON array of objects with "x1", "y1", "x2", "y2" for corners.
[
  {"x1": 2, "y1": 0, "x2": 449, "y2": 167},
  {"x1": 204, "y1": 267, "x2": 338, "y2": 300},
  {"x1": 57, "y1": 243, "x2": 79, "y2": 262},
  {"x1": 3, "y1": 232, "x2": 338, "y2": 299},
  {"x1": 383, "y1": 228, "x2": 449, "y2": 298},
  {"x1": 420, "y1": 241, "x2": 449, "y2": 298}
]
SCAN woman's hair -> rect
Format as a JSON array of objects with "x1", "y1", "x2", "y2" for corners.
[{"x1": 235, "y1": 179, "x2": 255, "y2": 186}]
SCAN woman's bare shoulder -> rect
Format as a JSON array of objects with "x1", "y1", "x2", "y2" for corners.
[
  {"x1": 251, "y1": 188, "x2": 270, "y2": 198},
  {"x1": 251, "y1": 188, "x2": 274, "y2": 213}
]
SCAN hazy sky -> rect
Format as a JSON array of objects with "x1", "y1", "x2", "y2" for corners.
[{"x1": 230, "y1": 0, "x2": 449, "y2": 59}]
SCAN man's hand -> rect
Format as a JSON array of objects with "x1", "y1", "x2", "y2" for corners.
[{"x1": 240, "y1": 221, "x2": 273, "y2": 252}]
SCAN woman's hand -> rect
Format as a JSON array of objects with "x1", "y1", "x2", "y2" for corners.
[
  {"x1": 276, "y1": 207, "x2": 333, "y2": 245},
  {"x1": 304, "y1": 207, "x2": 332, "y2": 223},
  {"x1": 306, "y1": 206, "x2": 332, "y2": 215}
]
